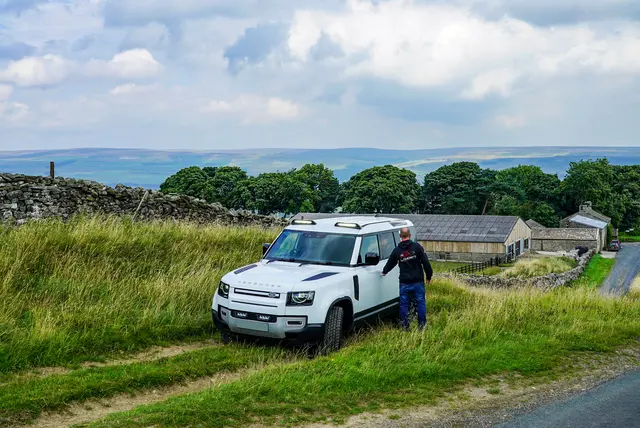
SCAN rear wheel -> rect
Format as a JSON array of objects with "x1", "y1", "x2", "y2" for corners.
[{"x1": 318, "y1": 306, "x2": 344, "y2": 356}]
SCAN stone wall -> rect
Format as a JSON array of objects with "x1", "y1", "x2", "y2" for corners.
[
  {"x1": 440, "y1": 250, "x2": 594, "y2": 291},
  {"x1": 531, "y1": 227, "x2": 600, "y2": 252},
  {"x1": 0, "y1": 173, "x2": 287, "y2": 227}
]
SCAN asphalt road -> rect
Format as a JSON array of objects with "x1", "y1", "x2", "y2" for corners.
[
  {"x1": 495, "y1": 370, "x2": 640, "y2": 428},
  {"x1": 600, "y1": 243, "x2": 640, "y2": 296}
]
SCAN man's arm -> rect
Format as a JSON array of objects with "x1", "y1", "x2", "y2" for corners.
[
  {"x1": 418, "y1": 244, "x2": 433, "y2": 282},
  {"x1": 382, "y1": 248, "x2": 398, "y2": 276}
]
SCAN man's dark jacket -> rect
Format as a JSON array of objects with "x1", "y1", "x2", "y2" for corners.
[{"x1": 382, "y1": 239, "x2": 433, "y2": 284}]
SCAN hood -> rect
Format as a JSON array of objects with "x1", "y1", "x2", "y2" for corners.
[
  {"x1": 398, "y1": 239, "x2": 414, "y2": 249},
  {"x1": 222, "y1": 261, "x2": 344, "y2": 293}
]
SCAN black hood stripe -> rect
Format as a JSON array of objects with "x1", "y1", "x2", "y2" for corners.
[
  {"x1": 234, "y1": 264, "x2": 258, "y2": 275},
  {"x1": 303, "y1": 272, "x2": 339, "y2": 282}
]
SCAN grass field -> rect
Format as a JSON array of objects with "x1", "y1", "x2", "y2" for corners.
[
  {"x1": 1, "y1": 216, "x2": 638, "y2": 428},
  {"x1": 569, "y1": 254, "x2": 615, "y2": 289},
  {"x1": 619, "y1": 232, "x2": 640, "y2": 243},
  {"x1": 0, "y1": 216, "x2": 279, "y2": 374},
  {"x1": 431, "y1": 261, "x2": 466, "y2": 272},
  {"x1": 501, "y1": 256, "x2": 577, "y2": 279},
  {"x1": 630, "y1": 276, "x2": 640, "y2": 298},
  {"x1": 87, "y1": 282, "x2": 640, "y2": 428}
]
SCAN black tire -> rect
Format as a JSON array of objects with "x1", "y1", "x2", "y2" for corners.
[{"x1": 318, "y1": 305, "x2": 344, "y2": 356}]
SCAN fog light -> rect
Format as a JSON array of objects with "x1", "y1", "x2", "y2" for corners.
[{"x1": 257, "y1": 314, "x2": 270, "y2": 321}]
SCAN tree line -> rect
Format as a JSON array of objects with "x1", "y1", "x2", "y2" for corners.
[{"x1": 159, "y1": 158, "x2": 640, "y2": 230}]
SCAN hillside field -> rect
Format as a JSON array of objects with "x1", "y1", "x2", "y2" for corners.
[{"x1": 0, "y1": 217, "x2": 639, "y2": 427}]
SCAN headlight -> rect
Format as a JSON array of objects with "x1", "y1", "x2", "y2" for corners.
[
  {"x1": 217, "y1": 281, "x2": 230, "y2": 299},
  {"x1": 287, "y1": 291, "x2": 315, "y2": 306}
]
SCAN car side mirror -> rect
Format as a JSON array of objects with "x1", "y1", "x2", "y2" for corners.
[
  {"x1": 262, "y1": 243, "x2": 271, "y2": 255},
  {"x1": 364, "y1": 252, "x2": 380, "y2": 266}
]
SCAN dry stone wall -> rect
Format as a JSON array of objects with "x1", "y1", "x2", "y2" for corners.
[
  {"x1": 0, "y1": 173, "x2": 287, "y2": 228},
  {"x1": 440, "y1": 251, "x2": 595, "y2": 291}
]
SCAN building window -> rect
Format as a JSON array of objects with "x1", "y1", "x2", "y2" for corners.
[{"x1": 524, "y1": 239, "x2": 530, "y2": 250}]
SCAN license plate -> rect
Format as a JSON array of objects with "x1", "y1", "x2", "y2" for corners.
[{"x1": 235, "y1": 319, "x2": 269, "y2": 332}]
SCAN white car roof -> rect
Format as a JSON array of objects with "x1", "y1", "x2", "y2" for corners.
[{"x1": 287, "y1": 216, "x2": 414, "y2": 235}]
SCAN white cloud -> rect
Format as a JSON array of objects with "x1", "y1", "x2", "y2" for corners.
[
  {"x1": 0, "y1": 54, "x2": 72, "y2": 87},
  {"x1": 109, "y1": 83, "x2": 158, "y2": 96},
  {"x1": 288, "y1": 0, "x2": 640, "y2": 99},
  {"x1": 203, "y1": 95, "x2": 301, "y2": 123},
  {"x1": 0, "y1": 84, "x2": 13, "y2": 101},
  {"x1": 0, "y1": 49, "x2": 162, "y2": 87},
  {"x1": 0, "y1": 101, "x2": 30, "y2": 123},
  {"x1": 85, "y1": 49, "x2": 163, "y2": 79}
]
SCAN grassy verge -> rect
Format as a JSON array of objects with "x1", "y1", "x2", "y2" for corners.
[
  {"x1": 569, "y1": 254, "x2": 615, "y2": 289},
  {"x1": 0, "y1": 216, "x2": 279, "y2": 374},
  {"x1": 477, "y1": 267, "x2": 502, "y2": 276},
  {"x1": 630, "y1": 276, "x2": 640, "y2": 298},
  {"x1": 0, "y1": 340, "x2": 294, "y2": 426},
  {"x1": 619, "y1": 233, "x2": 640, "y2": 243},
  {"x1": 88, "y1": 280, "x2": 640, "y2": 428},
  {"x1": 501, "y1": 257, "x2": 576, "y2": 279},
  {"x1": 431, "y1": 261, "x2": 467, "y2": 272}
]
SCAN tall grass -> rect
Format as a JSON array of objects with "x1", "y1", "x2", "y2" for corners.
[
  {"x1": 90, "y1": 280, "x2": 640, "y2": 428},
  {"x1": 501, "y1": 257, "x2": 576, "y2": 279},
  {"x1": 630, "y1": 276, "x2": 640, "y2": 298},
  {"x1": 0, "y1": 216, "x2": 279, "y2": 373}
]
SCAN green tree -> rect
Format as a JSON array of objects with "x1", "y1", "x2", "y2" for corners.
[
  {"x1": 422, "y1": 162, "x2": 496, "y2": 214},
  {"x1": 293, "y1": 164, "x2": 340, "y2": 213},
  {"x1": 341, "y1": 165, "x2": 420, "y2": 214},
  {"x1": 248, "y1": 172, "x2": 314, "y2": 216},
  {"x1": 203, "y1": 166, "x2": 249, "y2": 209},
  {"x1": 495, "y1": 165, "x2": 562, "y2": 208},
  {"x1": 159, "y1": 166, "x2": 209, "y2": 199},
  {"x1": 561, "y1": 159, "x2": 619, "y2": 224}
]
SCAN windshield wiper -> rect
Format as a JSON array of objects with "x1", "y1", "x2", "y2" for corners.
[
  {"x1": 270, "y1": 257, "x2": 298, "y2": 263},
  {"x1": 298, "y1": 261, "x2": 334, "y2": 266}
]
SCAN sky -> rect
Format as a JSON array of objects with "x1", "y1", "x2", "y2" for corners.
[{"x1": 0, "y1": 0, "x2": 639, "y2": 151}]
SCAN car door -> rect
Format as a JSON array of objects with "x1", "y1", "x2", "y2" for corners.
[
  {"x1": 353, "y1": 234, "x2": 384, "y2": 321},
  {"x1": 378, "y1": 230, "x2": 400, "y2": 306}
]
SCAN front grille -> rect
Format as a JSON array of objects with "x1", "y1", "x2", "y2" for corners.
[
  {"x1": 234, "y1": 287, "x2": 281, "y2": 299},
  {"x1": 230, "y1": 310, "x2": 277, "y2": 323}
]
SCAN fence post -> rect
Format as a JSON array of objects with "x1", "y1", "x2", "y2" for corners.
[{"x1": 49, "y1": 162, "x2": 55, "y2": 179}]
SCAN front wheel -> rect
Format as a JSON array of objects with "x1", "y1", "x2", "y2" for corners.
[{"x1": 318, "y1": 305, "x2": 344, "y2": 356}]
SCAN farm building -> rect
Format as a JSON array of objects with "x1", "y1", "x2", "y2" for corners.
[
  {"x1": 529, "y1": 203, "x2": 611, "y2": 253},
  {"x1": 291, "y1": 213, "x2": 532, "y2": 263}
]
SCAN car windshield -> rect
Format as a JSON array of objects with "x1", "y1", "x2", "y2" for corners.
[{"x1": 265, "y1": 230, "x2": 356, "y2": 266}]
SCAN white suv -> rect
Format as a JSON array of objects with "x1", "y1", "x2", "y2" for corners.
[{"x1": 212, "y1": 216, "x2": 416, "y2": 354}]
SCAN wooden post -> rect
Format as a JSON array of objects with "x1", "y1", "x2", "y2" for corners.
[{"x1": 49, "y1": 162, "x2": 55, "y2": 179}]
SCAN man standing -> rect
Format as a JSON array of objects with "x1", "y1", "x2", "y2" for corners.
[{"x1": 381, "y1": 227, "x2": 433, "y2": 330}]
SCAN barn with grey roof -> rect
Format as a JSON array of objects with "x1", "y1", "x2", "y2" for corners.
[{"x1": 291, "y1": 213, "x2": 532, "y2": 262}]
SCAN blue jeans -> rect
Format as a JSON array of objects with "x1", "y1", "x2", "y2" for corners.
[{"x1": 399, "y1": 282, "x2": 427, "y2": 330}]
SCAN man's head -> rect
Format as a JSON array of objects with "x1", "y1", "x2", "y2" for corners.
[{"x1": 399, "y1": 227, "x2": 411, "y2": 241}]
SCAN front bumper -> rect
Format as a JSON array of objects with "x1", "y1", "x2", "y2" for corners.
[{"x1": 212, "y1": 308, "x2": 324, "y2": 344}]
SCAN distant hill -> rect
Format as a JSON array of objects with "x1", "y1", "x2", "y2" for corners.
[{"x1": 1, "y1": 147, "x2": 638, "y2": 189}]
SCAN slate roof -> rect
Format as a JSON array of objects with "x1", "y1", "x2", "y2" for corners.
[
  {"x1": 561, "y1": 207, "x2": 611, "y2": 224},
  {"x1": 569, "y1": 215, "x2": 609, "y2": 229},
  {"x1": 291, "y1": 213, "x2": 522, "y2": 244},
  {"x1": 526, "y1": 219, "x2": 545, "y2": 229}
]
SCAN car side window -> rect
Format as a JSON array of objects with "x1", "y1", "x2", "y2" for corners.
[
  {"x1": 378, "y1": 232, "x2": 396, "y2": 260},
  {"x1": 358, "y1": 235, "x2": 380, "y2": 264}
]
